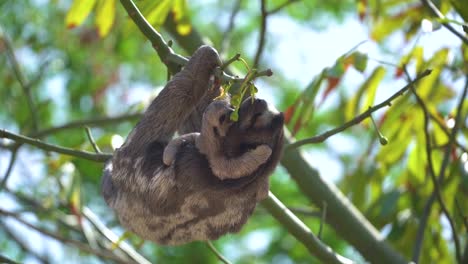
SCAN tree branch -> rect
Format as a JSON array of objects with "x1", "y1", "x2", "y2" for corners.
[
  {"x1": 0, "y1": 254, "x2": 19, "y2": 264},
  {"x1": 0, "y1": 221, "x2": 49, "y2": 263},
  {"x1": 0, "y1": 147, "x2": 19, "y2": 190},
  {"x1": 2, "y1": 32, "x2": 39, "y2": 132},
  {"x1": 33, "y1": 113, "x2": 142, "y2": 138},
  {"x1": 119, "y1": 0, "x2": 187, "y2": 74},
  {"x1": 262, "y1": 192, "x2": 354, "y2": 264},
  {"x1": 408, "y1": 68, "x2": 466, "y2": 264},
  {"x1": 253, "y1": 0, "x2": 267, "y2": 68},
  {"x1": 285, "y1": 69, "x2": 432, "y2": 150},
  {"x1": 81, "y1": 207, "x2": 151, "y2": 264},
  {"x1": 420, "y1": 0, "x2": 468, "y2": 45},
  {"x1": 220, "y1": 0, "x2": 242, "y2": 55},
  {"x1": 0, "y1": 129, "x2": 111, "y2": 162},
  {"x1": 0, "y1": 208, "x2": 131, "y2": 264},
  {"x1": 268, "y1": 0, "x2": 300, "y2": 15}
]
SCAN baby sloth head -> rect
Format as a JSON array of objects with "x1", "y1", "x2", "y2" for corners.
[
  {"x1": 202, "y1": 100, "x2": 235, "y2": 137},
  {"x1": 223, "y1": 97, "x2": 284, "y2": 157}
]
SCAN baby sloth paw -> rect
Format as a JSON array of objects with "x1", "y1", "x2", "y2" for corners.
[{"x1": 252, "y1": 145, "x2": 272, "y2": 164}]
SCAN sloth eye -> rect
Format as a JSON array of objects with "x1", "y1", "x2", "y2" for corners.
[{"x1": 250, "y1": 113, "x2": 262, "y2": 128}]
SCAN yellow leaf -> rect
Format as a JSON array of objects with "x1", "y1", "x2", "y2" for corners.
[
  {"x1": 146, "y1": 0, "x2": 173, "y2": 27},
  {"x1": 361, "y1": 66, "x2": 386, "y2": 113},
  {"x1": 96, "y1": 0, "x2": 116, "y2": 37},
  {"x1": 65, "y1": 0, "x2": 97, "y2": 29},
  {"x1": 176, "y1": 22, "x2": 192, "y2": 35}
]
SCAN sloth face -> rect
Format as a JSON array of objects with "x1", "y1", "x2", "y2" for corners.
[
  {"x1": 223, "y1": 98, "x2": 284, "y2": 157},
  {"x1": 203, "y1": 100, "x2": 235, "y2": 137}
]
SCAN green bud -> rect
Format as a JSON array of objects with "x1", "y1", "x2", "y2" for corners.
[{"x1": 379, "y1": 136, "x2": 388, "y2": 145}]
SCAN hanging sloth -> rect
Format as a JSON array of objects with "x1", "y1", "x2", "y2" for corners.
[{"x1": 102, "y1": 46, "x2": 284, "y2": 245}]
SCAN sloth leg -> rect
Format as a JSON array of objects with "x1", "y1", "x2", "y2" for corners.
[
  {"x1": 119, "y1": 46, "x2": 221, "y2": 155},
  {"x1": 179, "y1": 81, "x2": 222, "y2": 134},
  {"x1": 163, "y1": 132, "x2": 200, "y2": 166},
  {"x1": 210, "y1": 144, "x2": 273, "y2": 180}
]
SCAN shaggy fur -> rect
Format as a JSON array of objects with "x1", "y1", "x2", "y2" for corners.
[{"x1": 102, "y1": 46, "x2": 284, "y2": 245}]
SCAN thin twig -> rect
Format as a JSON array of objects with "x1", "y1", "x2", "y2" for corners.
[
  {"x1": 221, "y1": 0, "x2": 242, "y2": 54},
  {"x1": 0, "y1": 221, "x2": 50, "y2": 263},
  {"x1": 0, "y1": 208, "x2": 131, "y2": 264},
  {"x1": 85, "y1": 127, "x2": 102, "y2": 153},
  {"x1": 120, "y1": 0, "x2": 270, "y2": 85},
  {"x1": 253, "y1": 0, "x2": 267, "y2": 68},
  {"x1": 221, "y1": 53, "x2": 241, "y2": 70},
  {"x1": 82, "y1": 207, "x2": 151, "y2": 264},
  {"x1": 262, "y1": 192, "x2": 354, "y2": 264},
  {"x1": 289, "y1": 207, "x2": 321, "y2": 218},
  {"x1": 286, "y1": 69, "x2": 432, "y2": 150},
  {"x1": 407, "y1": 68, "x2": 464, "y2": 264},
  {"x1": 206, "y1": 241, "x2": 232, "y2": 264},
  {"x1": 428, "y1": 112, "x2": 468, "y2": 153},
  {"x1": 0, "y1": 147, "x2": 19, "y2": 190},
  {"x1": 33, "y1": 113, "x2": 142, "y2": 138},
  {"x1": 2, "y1": 32, "x2": 39, "y2": 131},
  {"x1": 420, "y1": 0, "x2": 468, "y2": 45},
  {"x1": 268, "y1": 0, "x2": 300, "y2": 15},
  {"x1": 0, "y1": 129, "x2": 112, "y2": 162},
  {"x1": 454, "y1": 198, "x2": 468, "y2": 231}
]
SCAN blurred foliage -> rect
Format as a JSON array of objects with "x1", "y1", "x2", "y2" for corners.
[{"x1": 0, "y1": 0, "x2": 467, "y2": 263}]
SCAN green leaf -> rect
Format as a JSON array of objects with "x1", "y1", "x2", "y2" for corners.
[
  {"x1": 450, "y1": 0, "x2": 468, "y2": 22},
  {"x1": 361, "y1": 66, "x2": 386, "y2": 113},
  {"x1": 95, "y1": 0, "x2": 116, "y2": 37},
  {"x1": 353, "y1": 52, "x2": 368, "y2": 73},
  {"x1": 65, "y1": 0, "x2": 97, "y2": 28}
]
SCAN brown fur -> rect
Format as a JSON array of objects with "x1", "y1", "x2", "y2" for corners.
[
  {"x1": 101, "y1": 46, "x2": 284, "y2": 245},
  {"x1": 164, "y1": 100, "x2": 273, "y2": 180}
]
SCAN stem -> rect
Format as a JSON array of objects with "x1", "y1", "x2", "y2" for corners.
[
  {"x1": 420, "y1": 0, "x2": 468, "y2": 45},
  {"x1": 262, "y1": 192, "x2": 354, "y2": 264},
  {"x1": 0, "y1": 129, "x2": 111, "y2": 162},
  {"x1": 406, "y1": 68, "x2": 465, "y2": 264},
  {"x1": 286, "y1": 69, "x2": 432, "y2": 150},
  {"x1": 253, "y1": 0, "x2": 267, "y2": 68},
  {"x1": 206, "y1": 241, "x2": 232, "y2": 264},
  {"x1": 85, "y1": 127, "x2": 102, "y2": 153},
  {"x1": 119, "y1": 0, "x2": 187, "y2": 74}
]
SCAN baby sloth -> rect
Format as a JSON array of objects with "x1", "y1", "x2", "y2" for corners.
[{"x1": 163, "y1": 100, "x2": 273, "y2": 180}]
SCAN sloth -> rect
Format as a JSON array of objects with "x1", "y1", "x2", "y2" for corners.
[
  {"x1": 163, "y1": 99, "x2": 273, "y2": 180},
  {"x1": 101, "y1": 45, "x2": 284, "y2": 245}
]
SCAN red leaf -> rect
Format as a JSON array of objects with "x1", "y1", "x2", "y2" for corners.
[
  {"x1": 70, "y1": 203, "x2": 83, "y2": 225},
  {"x1": 292, "y1": 117, "x2": 302, "y2": 136},
  {"x1": 358, "y1": 0, "x2": 367, "y2": 21},
  {"x1": 284, "y1": 105, "x2": 296, "y2": 124},
  {"x1": 319, "y1": 76, "x2": 340, "y2": 106},
  {"x1": 451, "y1": 148, "x2": 457, "y2": 162},
  {"x1": 395, "y1": 68, "x2": 404, "y2": 78},
  {"x1": 67, "y1": 23, "x2": 77, "y2": 29}
]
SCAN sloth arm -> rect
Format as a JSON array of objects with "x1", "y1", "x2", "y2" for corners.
[
  {"x1": 210, "y1": 145, "x2": 272, "y2": 180},
  {"x1": 163, "y1": 133, "x2": 200, "y2": 166}
]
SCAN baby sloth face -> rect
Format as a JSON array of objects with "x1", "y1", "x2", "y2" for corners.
[
  {"x1": 223, "y1": 97, "x2": 284, "y2": 158},
  {"x1": 203, "y1": 100, "x2": 235, "y2": 137}
]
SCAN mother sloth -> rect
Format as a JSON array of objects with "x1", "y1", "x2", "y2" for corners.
[{"x1": 102, "y1": 46, "x2": 284, "y2": 245}]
